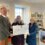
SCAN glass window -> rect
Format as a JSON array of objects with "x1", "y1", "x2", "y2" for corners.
[{"x1": 15, "y1": 8, "x2": 23, "y2": 18}]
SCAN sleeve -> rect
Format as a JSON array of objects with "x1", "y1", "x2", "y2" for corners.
[
  {"x1": 7, "y1": 18, "x2": 13, "y2": 34},
  {"x1": 0, "y1": 23, "x2": 4, "y2": 38},
  {"x1": 36, "y1": 24, "x2": 39, "y2": 34},
  {"x1": 30, "y1": 23, "x2": 39, "y2": 35},
  {"x1": 0, "y1": 17, "x2": 6, "y2": 39},
  {"x1": 0, "y1": 16, "x2": 4, "y2": 32}
]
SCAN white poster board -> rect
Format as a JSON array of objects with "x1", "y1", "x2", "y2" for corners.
[
  {"x1": 13, "y1": 25, "x2": 29, "y2": 36},
  {"x1": 39, "y1": 30, "x2": 45, "y2": 45}
]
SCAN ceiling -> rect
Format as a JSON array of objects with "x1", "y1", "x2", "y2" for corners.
[
  {"x1": 14, "y1": 0, "x2": 45, "y2": 3},
  {"x1": 24, "y1": 0, "x2": 45, "y2": 3},
  {"x1": 0, "y1": 0, "x2": 45, "y2": 4}
]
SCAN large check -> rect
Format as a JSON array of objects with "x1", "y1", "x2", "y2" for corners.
[{"x1": 13, "y1": 25, "x2": 29, "y2": 36}]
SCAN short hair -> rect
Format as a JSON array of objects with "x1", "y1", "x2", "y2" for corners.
[{"x1": 0, "y1": 6, "x2": 7, "y2": 10}]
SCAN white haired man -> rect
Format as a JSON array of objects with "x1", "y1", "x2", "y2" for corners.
[{"x1": 0, "y1": 6, "x2": 12, "y2": 45}]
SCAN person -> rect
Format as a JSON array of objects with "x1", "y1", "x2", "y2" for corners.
[
  {"x1": 12, "y1": 16, "x2": 24, "y2": 25},
  {"x1": 12, "y1": 16, "x2": 24, "y2": 45},
  {"x1": 26, "y1": 17, "x2": 38, "y2": 45},
  {"x1": 0, "y1": 6, "x2": 12, "y2": 45}
]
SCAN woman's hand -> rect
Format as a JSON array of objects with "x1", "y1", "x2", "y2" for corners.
[{"x1": 10, "y1": 34, "x2": 13, "y2": 37}]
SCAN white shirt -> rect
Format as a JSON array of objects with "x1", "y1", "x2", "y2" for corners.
[
  {"x1": 0, "y1": 14, "x2": 7, "y2": 18},
  {"x1": 2, "y1": 15, "x2": 6, "y2": 17}
]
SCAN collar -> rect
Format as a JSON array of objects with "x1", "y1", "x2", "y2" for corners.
[
  {"x1": 1, "y1": 14, "x2": 6, "y2": 18},
  {"x1": 2, "y1": 15, "x2": 6, "y2": 17}
]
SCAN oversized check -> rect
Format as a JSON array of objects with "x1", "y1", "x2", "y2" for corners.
[{"x1": 13, "y1": 25, "x2": 29, "y2": 36}]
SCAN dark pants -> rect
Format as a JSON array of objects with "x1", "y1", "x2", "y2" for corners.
[{"x1": 11, "y1": 35, "x2": 24, "y2": 45}]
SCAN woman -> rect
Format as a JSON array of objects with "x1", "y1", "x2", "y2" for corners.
[
  {"x1": 12, "y1": 16, "x2": 24, "y2": 45},
  {"x1": 27, "y1": 17, "x2": 38, "y2": 45}
]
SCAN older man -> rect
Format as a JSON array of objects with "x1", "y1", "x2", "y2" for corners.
[{"x1": 0, "y1": 6, "x2": 12, "y2": 45}]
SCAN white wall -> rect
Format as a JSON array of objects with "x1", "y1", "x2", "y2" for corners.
[
  {"x1": 30, "y1": 3, "x2": 45, "y2": 13},
  {"x1": 30, "y1": 3, "x2": 45, "y2": 29}
]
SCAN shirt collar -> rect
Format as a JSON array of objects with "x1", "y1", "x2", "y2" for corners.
[
  {"x1": 2, "y1": 15, "x2": 6, "y2": 17},
  {"x1": 1, "y1": 14, "x2": 7, "y2": 17}
]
